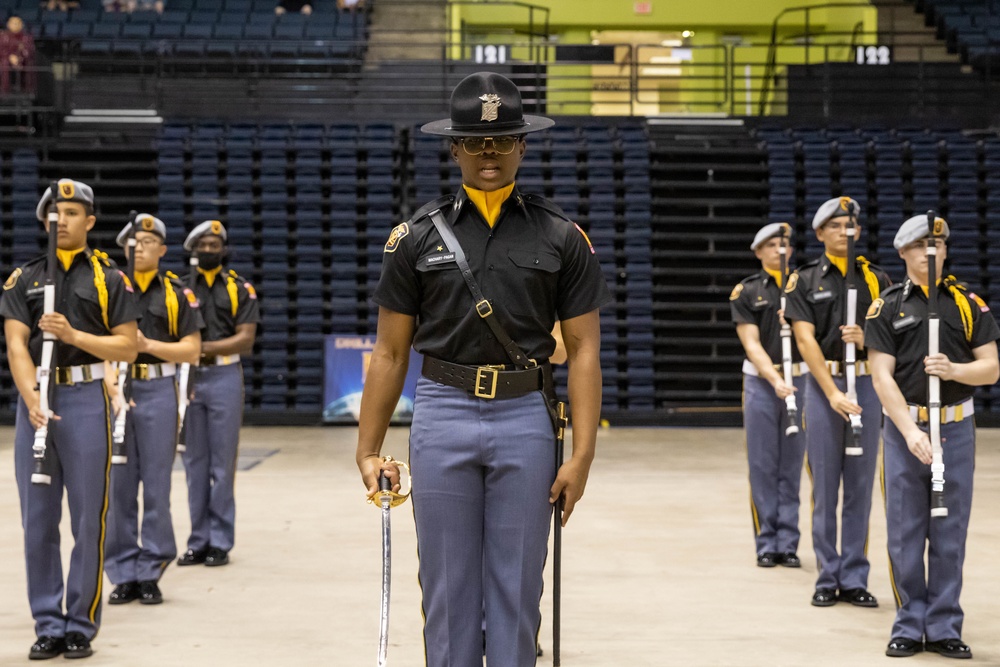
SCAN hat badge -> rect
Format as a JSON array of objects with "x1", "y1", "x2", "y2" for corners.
[
  {"x1": 480, "y1": 93, "x2": 501, "y2": 122},
  {"x1": 838, "y1": 196, "x2": 852, "y2": 213},
  {"x1": 60, "y1": 181, "x2": 75, "y2": 199},
  {"x1": 141, "y1": 217, "x2": 155, "y2": 231},
  {"x1": 210, "y1": 220, "x2": 222, "y2": 235},
  {"x1": 933, "y1": 217, "x2": 944, "y2": 236}
]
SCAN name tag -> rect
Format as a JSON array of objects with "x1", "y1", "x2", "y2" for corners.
[
  {"x1": 809, "y1": 290, "x2": 834, "y2": 303},
  {"x1": 893, "y1": 315, "x2": 920, "y2": 331},
  {"x1": 425, "y1": 252, "x2": 456, "y2": 266},
  {"x1": 26, "y1": 287, "x2": 44, "y2": 297}
]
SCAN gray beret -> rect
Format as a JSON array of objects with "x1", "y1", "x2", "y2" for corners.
[
  {"x1": 35, "y1": 179, "x2": 95, "y2": 222},
  {"x1": 183, "y1": 220, "x2": 228, "y2": 252},
  {"x1": 116, "y1": 214, "x2": 167, "y2": 248},
  {"x1": 811, "y1": 197, "x2": 860, "y2": 230},
  {"x1": 893, "y1": 214, "x2": 950, "y2": 250},
  {"x1": 751, "y1": 222, "x2": 792, "y2": 250}
]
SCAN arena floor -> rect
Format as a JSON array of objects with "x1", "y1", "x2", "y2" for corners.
[{"x1": 1, "y1": 425, "x2": 999, "y2": 666}]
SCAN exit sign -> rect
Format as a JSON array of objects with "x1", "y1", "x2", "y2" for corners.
[{"x1": 634, "y1": 1, "x2": 652, "y2": 14}]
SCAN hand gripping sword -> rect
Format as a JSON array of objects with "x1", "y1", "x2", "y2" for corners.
[
  {"x1": 111, "y1": 210, "x2": 138, "y2": 465},
  {"x1": 176, "y1": 253, "x2": 199, "y2": 454},
  {"x1": 778, "y1": 224, "x2": 799, "y2": 436},
  {"x1": 368, "y1": 456, "x2": 411, "y2": 667},
  {"x1": 553, "y1": 401, "x2": 567, "y2": 667},
  {"x1": 926, "y1": 210, "x2": 948, "y2": 519},
  {"x1": 843, "y1": 201, "x2": 863, "y2": 457},
  {"x1": 31, "y1": 182, "x2": 61, "y2": 486}
]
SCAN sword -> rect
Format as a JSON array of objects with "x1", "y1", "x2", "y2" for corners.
[
  {"x1": 926, "y1": 210, "x2": 948, "y2": 519},
  {"x1": 368, "y1": 457, "x2": 411, "y2": 667},
  {"x1": 843, "y1": 199, "x2": 863, "y2": 457},
  {"x1": 553, "y1": 401, "x2": 567, "y2": 667},
  {"x1": 31, "y1": 182, "x2": 61, "y2": 486}
]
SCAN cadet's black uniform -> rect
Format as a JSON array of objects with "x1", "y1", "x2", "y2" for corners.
[
  {"x1": 867, "y1": 277, "x2": 1000, "y2": 646},
  {"x1": 1, "y1": 248, "x2": 139, "y2": 642}
]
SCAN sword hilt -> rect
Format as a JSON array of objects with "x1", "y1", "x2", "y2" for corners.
[{"x1": 368, "y1": 457, "x2": 411, "y2": 509}]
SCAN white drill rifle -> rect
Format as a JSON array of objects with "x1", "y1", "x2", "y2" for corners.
[
  {"x1": 175, "y1": 253, "x2": 198, "y2": 453},
  {"x1": 843, "y1": 200, "x2": 863, "y2": 456},
  {"x1": 111, "y1": 210, "x2": 138, "y2": 465},
  {"x1": 778, "y1": 224, "x2": 799, "y2": 436},
  {"x1": 31, "y1": 182, "x2": 61, "y2": 485},
  {"x1": 926, "y1": 210, "x2": 948, "y2": 519}
]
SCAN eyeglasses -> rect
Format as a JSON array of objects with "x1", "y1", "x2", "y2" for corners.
[
  {"x1": 458, "y1": 135, "x2": 521, "y2": 156},
  {"x1": 134, "y1": 237, "x2": 163, "y2": 248}
]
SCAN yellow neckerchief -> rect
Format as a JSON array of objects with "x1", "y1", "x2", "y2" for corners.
[
  {"x1": 826, "y1": 253, "x2": 880, "y2": 301},
  {"x1": 133, "y1": 269, "x2": 157, "y2": 293},
  {"x1": 917, "y1": 279, "x2": 941, "y2": 299},
  {"x1": 463, "y1": 182, "x2": 515, "y2": 228},
  {"x1": 764, "y1": 267, "x2": 783, "y2": 287},
  {"x1": 56, "y1": 247, "x2": 85, "y2": 271},
  {"x1": 916, "y1": 277, "x2": 973, "y2": 342},
  {"x1": 198, "y1": 265, "x2": 223, "y2": 288}
]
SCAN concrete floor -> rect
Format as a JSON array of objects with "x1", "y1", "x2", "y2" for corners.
[{"x1": 1, "y1": 425, "x2": 999, "y2": 666}]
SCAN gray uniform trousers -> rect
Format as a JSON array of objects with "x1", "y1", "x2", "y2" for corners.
[
  {"x1": 181, "y1": 364, "x2": 243, "y2": 552},
  {"x1": 105, "y1": 375, "x2": 179, "y2": 584},
  {"x1": 743, "y1": 373, "x2": 807, "y2": 555},
  {"x1": 14, "y1": 381, "x2": 111, "y2": 640},
  {"x1": 883, "y1": 415, "x2": 975, "y2": 642},
  {"x1": 410, "y1": 376, "x2": 556, "y2": 667},
  {"x1": 804, "y1": 373, "x2": 881, "y2": 591}
]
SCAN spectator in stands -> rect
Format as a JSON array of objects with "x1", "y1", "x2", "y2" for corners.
[
  {"x1": 337, "y1": 0, "x2": 365, "y2": 13},
  {"x1": 126, "y1": 0, "x2": 165, "y2": 14},
  {"x1": 41, "y1": 0, "x2": 76, "y2": 12},
  {"x1": 0, "y1": 16, "x2": 36, "y2": 96},
  {"x1": 275, "y1": 0, "x2": 312, "y2": 16}
]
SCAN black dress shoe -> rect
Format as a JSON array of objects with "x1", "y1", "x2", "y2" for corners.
[
  {"x1": 886, "y1": 637, "x2": 923, "y2": 657},
  {"x1": 811, "y1": 588, "x2": 837, "y2": 607},
  {"x1": 139, "y1": 580, "x2": 163, "y2": 605},
  {"x1": 204, "y1": 547, "x2": 229, "y2": 567},
  {"x1": 925, "y1": 638, "x2": 972, "y2": 659},
  {"x1": 839, "y1": 587, "x2": 878, "y2": 607},
  {"x1": 177, "y1": 548, "x2": 208, "y2": 566},
  {"x1": 108, "y1": 581, "x2": 139, "y2": 605},
  {"x1": 756, "y1": 552, "x2": 779, "y2": 568},
  {"x1": 63, "y1": 632, "x2": 93, "y2": 659},
  {"x1": 778, "y1": 552, "x2": 801, "y2": 568},
  {"x1": 28, "y1": 636, "x2": 65, "y2": 660}
]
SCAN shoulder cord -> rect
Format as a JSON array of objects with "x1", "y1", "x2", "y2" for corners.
[
  {"x1": 90, "y1": 253, "x2": 110, "y2": 331},
  {"x1": 944, "y1": 277, "x2": 973, "y2": 343},
  {"x1": 428, "y1": 208, "x2": 535, "y2": 368},
  {"x1": 163, "y1": 277, "x2": 179, "y2": 338},
  {"x1": 856, "y1": 256, "x2": 881, "y2": 301},
  {"x1": 226, "y1": 271, "x2": 239, "y2": 318}
]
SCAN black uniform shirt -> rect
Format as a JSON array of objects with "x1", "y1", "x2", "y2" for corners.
[
  {"x1": 190, "y1": 268, "x2": 260, "y2": 342},
  {"x1": 783, "y1": 255, "x2": 891, "y2": 362},
  {"x1": 865, "y1": 278, "x2": 1000, "y2": 405},
  {"x1": 134, "y1": 272, "x2": 205, "y2": 364},
  {"x1": 0, "y1": 248, "x2": 140, "y2": 367},
  {"x1": 373, "y1": 187, "x2": 612, "y2": 365},
  {"x1": 730, "y1": 270, "x2": 802, "y2": 364}
]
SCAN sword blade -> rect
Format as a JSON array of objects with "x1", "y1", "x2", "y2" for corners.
[{"x1": 377, "y1": 497, "x2": 391, "y2": 667}]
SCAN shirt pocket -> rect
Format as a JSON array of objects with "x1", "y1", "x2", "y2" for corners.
[
  {"x1": 506, "y1": 249, "x2": 561, "y2": 313},
  {"x1": 415, "y1": 254, "x2": 465, "y2": 321},
  {"x1": 71, "y1": 283, "x2": 108, "y2": 333},
  {"x1": 144, "y1": 300, "x2": 170, "y2": 337}
]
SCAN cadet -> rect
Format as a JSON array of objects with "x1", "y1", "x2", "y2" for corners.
[
  {"x1": 355, "y1": 72, "x2": 610, "y2": 666},
  {"x1": 784, "y1": 197, "x2": 891, "y2": 608},
  {"x1": 176, "y1": 220, "x2": 259, "y2": 568},
  {"x1": 731, "y1": 223, "x2": 805, "y2": 568},
  {"x1": 867, "y1": 215, "x2": 999, "y2": 659},
  {"x1": 104, "y1": 215, "x2": 203, "y2": 605},
  {"x1": 1, "y1": 179, "x2": 139, "y2": 660}
]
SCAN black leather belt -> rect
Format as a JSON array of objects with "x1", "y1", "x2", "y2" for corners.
[{"x1": 422, "y1": 357, "x2": 546, "y2": 400}]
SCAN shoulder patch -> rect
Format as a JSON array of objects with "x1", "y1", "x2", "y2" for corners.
[
  {"x1": 3, "y1": 267, "x2": 21, "y2": 291},
  {"x1": 784, "y1": 273, "x2": 799, "y2": 293},
  {"x1": 183, "y1": 287, "x2": 200, "y2": 308},
  {"x1": 573, "y1": 223, "x2": 596, "y2": 254},
  {"x1": 118, "y1": 270, "x2": 134, "y2": 293},
  {"x1": 969, "y1": 292, "x2": 990, "y2": 313},
  {"x1": 729, "y1": 283, "x2": 744, "y2": 301},
  {"x1": 866, "y1": 298, "x2": 884, "y2": 320},
  {"x1": 384, "y1": 223, "x2": 409, "y2": 253},
  {"x1": 244, "y1": 282, "x2": 257, "y2": 299}
]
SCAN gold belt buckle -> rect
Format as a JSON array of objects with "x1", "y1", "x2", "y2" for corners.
[
  {"x1": 55, "y1": 367, "x2": 73, "y2": 385},
  {"x1": 917, "y1": 406, "x2": 929, "y2": 424},
  {"x1": 132, "y1": 364, "x2": 150, "y2": 381},
  {"x1": 476, "y1": 300, "x2": 493, "y2": 318},
  {"x1": 475, "y1": 367, "x2": 498, "y2": 399}
]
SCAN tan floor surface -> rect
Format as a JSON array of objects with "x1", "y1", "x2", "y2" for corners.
[{"x1": 1, "y1": 425, "x2": 999, "y2": 666}]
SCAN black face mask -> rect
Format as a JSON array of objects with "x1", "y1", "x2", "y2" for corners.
[{"x1": 196, "y1": 251, "x2": 224, "y2": 271}]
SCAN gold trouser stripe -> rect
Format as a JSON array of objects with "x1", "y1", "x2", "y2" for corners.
[
  {"x1": 742, "y1": 380, "x2": 761, "y2": 536},
  {"x1": 879, "y1": 435, "x2": 904, "y2": 608},
  {"x1": 89, "y1": 383, "x2": 113, "y2": 628},
  {"x1": 412, "y1": 500, "x2": 429, "y2": 667}
]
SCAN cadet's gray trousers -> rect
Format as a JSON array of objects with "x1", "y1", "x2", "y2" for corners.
[{"x1": 410, "y1": 376, "x2": 556, "y2": 667}]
